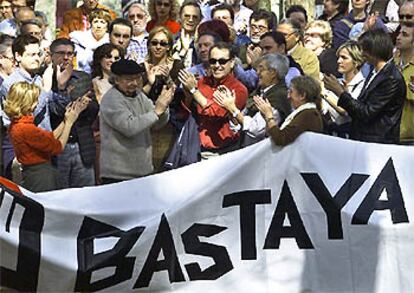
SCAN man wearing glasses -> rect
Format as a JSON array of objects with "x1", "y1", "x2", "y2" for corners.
[
  {"x1": 179, "y1": 42, "x2": 248, "y2": 159},
  {"x1": 125, "y1": 3, "x2": 149, "y2": 64},
  {"x1": 49, "y1": 38, "x2": 99, "y2": 189},
  {"x1": 277, "y1": 18, "x2": 320, "y2": 82}
]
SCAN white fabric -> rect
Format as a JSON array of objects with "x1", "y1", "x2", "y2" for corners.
[
  {"x1": 280, "y1": 102, "x2": 316, "y2": 130},
  {"x1": 323, "y1": 70, "x2": 365, "y2": 124},
  {"x1": 1, "y1": 133, "x2": 414, "y2": 292},
  {"x1": 70, "y1": 30, "x2": 109, "y2": 74}
]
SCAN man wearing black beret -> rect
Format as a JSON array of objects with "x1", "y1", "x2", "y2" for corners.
[{"x1": 99, "y1": 59, "x2": 175, "y2": 183}]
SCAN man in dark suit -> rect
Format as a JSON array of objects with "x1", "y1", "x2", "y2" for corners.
[
  {"x1": 49, "y1": 38, "x2": 99, "y2": 188},
  {"x1": 325, "y1": 29, "x2": 405, "y2": 144}
]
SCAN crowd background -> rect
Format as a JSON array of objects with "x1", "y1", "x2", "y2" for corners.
[{"x1": 0, "y1": 0, "x2": 413, "y2": 192}]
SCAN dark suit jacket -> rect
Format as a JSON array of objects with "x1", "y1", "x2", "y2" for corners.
[
  {"x1": 247, "y1": 81, "x2": 291, "y2": 124},
  {"x1": 338, "y1": 61, "x2": 405, "y2": 144},
  {"x1": 51, "y1": 70, "x2": 99, "y2": 166}
]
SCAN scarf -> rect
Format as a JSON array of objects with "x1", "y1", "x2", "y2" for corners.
[{"x1": 280, "y1": 102, "x2": 317, "y2": 130}]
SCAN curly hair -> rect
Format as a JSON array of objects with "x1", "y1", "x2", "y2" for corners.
[
  {"x1": 148, "y1": 0, "x2": 179, "y2": 21},
  {"x1": 88, "y1": 8, "x2": 112, "y2": 24},
  {"x1": 4, "y1": 82, "x2": 41, "y2": 121},
  {"x1": 305, "y1": 20, "x2": 333, "y2": 48}
]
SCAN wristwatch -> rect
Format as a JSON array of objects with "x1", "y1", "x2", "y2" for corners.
[
  {"x1": 190, "y1": 87, "x2": 198, "y2": 94},
  {"x1": 232, "y1": 109, "x2": 241, "y2": 118}
]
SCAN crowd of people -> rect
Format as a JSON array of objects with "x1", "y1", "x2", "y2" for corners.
[{"x1": 0, "y1": 0, "x2": 413, "y2": 192}]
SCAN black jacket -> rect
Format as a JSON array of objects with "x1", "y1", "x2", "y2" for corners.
[{"x1": 338, "y1": 61, "x2": 405, "y2": 144}]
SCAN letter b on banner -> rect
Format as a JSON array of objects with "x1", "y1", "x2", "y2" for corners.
[{"x1": 75, "y1": 216, "x2": 144, "y2": 292}]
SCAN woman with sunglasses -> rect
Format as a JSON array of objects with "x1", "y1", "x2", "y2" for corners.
[
  {"x1": 142, "y1": 26, "x2": 184, "y2": 171},
  {"x1": 146, "y1": 0, "x2": 180, "y2": 35},
  {"x1": 90, "y1": 43, "x2": 122, "y2": 184},
  {"x1": 179, "y1": 42, "x2": 248, "y2": 159}
]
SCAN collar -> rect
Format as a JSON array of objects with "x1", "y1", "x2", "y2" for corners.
[
  {"x1": 280, "y1": 102, "x2": 317, "y2": 130},
  {"x1": 16, "y1": 67, "x2": 37, "y2": 81},
  {"x1": 204, "y1": 73, "x2": 236, "y2": 87},
  {"x1": 132, "y1": 31, "x2": 149, "y2": 41},
  {"x1": 287, "y1": 43, "x2": 299, "y2": 56},
  {"x1": 262, "y1": 84, "x2": 275, "y2": 94}
]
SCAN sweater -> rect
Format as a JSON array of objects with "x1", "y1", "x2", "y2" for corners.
[{"x1": 99, "y1": 87, "x2": 169, "y2": 180}]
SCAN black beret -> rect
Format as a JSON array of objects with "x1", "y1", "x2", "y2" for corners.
[{"x1": 111, "y1": 59, "x2": 144, "y2": 75}]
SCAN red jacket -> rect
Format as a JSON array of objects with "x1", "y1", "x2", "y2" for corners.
[
  {"x1": 197, "y1": 74, "x2": 248, "y2": 150},
  {"x1": 9, "y1": 116, "x2": 62, "y2": 166}
]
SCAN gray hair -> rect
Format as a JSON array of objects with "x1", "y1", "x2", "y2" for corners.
[
  {"x1": 0, "y1": 44, "x2": 9, "y2": 55},
  {"x1": 258, "y1": 53, "x2": 289, "y2": 81}
]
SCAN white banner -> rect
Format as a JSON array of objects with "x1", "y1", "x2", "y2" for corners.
[{"x1": 1, "y1": 133, "x2": 414, "y2": 292}]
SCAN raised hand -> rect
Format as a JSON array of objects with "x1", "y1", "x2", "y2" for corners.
[
  {"x1": 155, "y1": 84, "x2": 176, "y2": 116},
  {"x1": 178, "y1": 69, "x2": 197, "y2": 92},
  {"x1": 253, "y1": 95, "x2": 273, "y2": 119},
  {"x1": 42, "y1": 64, "x2": 53, "y2": 92},
  {"x1": 246, "y1": 45, "x2": 262, "y2": 66},
  {"x1": 56, "y1": 63, "x2": 73, "y2": 90},
  {"x1": 213, "y1": 85, "x2": 237, "y2": 112}
]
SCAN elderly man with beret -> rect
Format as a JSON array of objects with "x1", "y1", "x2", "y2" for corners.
[{"x1": 99, "y1": 59, "x2": 175, "y2": 184}]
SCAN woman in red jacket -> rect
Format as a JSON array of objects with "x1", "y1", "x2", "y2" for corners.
[{"x1": 3, "y1": 82, "x2": 89, "y2": 192}]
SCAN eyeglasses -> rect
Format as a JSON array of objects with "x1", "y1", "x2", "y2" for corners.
[
  {"x1": 279, "y1": 31, "x2": 296, "y2": 38},
  {"x1": 156, "y1": 1, "x2": 170, "y2": 7},
  {"x1": 53, "y1": 51, "x2": 75, "y2": 57},
  {"x1": 104, "y1": 54, "x2": 121, "y2": 61},
  {"x1": 128, "y1": 13, "x2": 146, "y2": 20},
  {"x1": 399, "y1": 14, "x2": 414, "y2": 20},
  {"x1": 150, "y1": 40, "x2": 170, "y2": 47},
  {"x1": 208, "y1": 58, "x2": 231, "y2": 65}
]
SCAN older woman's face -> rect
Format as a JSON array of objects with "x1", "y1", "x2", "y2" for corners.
[
  {"x1": 100, "y1": 49, "x2": 120, "y2": 75},
  {"x1": 0, "y1": 1, "x2": 13, "y2": 19},
  {"x1": 337, "y1": 48, "x2": 357, "y2": 75},
  {"x1": 288, "y1": 85, "x2": 305, "y2": 109},
  {"x1": 91, "y1": 17, "x2": 108, "y2": 40},
  {"x1": 304, "y1": 27, "x2": 327, "y2": 52},
  {"x1": 149, "y1": 32, "x2": 170, "y2": 60},
  {"x1": 155, "y1": 0, "x2": 171, "y2": 19}
]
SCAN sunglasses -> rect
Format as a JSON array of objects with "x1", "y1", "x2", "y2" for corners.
[
  {"x1": 128, "y1": 13, "x2": 146, "y2": 20},
  {"x1": 150, "y1": 40, "x2": 170, "y2": 47},
  {"x1": 104, "y1": 54, "x2": 121, "y2": 60},
  {"x1": 209, "y1": 58, "x2": 231, "y2": 65},
  {"x1": 156, "y1": 1, "x2": 170, "y2": 7},
  {"x1": 399, "y1": 14, "x2": 414, "y2": 20}
]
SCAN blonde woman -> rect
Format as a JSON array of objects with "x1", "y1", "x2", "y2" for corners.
[
  {"x1": 4, "y1": 82, "x2": 89, "y2": 192},
  {"x1": 143, "y1": 26, "x2": 184, "y2": 172},
  {"x1": 146, "y1": 0, "x2": 180, "y2": 35},
  {"x1": 304, "y1": 20, "x2": 340, "y2": 77},
  {"x1": 322, "y1": 40, "x2": 365, "y2": 137}
]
